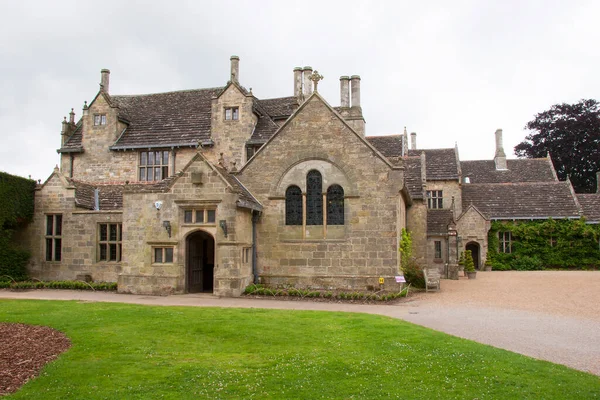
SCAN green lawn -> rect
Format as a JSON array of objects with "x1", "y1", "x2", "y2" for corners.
[{"x1": 1, "y1": 300, "x2": 598, "y2": 399}]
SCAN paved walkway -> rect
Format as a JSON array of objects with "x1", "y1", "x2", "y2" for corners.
[{"x1": 1, "y1": 271, "x2": 599, "y2": 376}]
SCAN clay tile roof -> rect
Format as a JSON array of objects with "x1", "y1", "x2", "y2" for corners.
[
  {"x1": 408, "y1": 149, "x2": 459, "y2": 180},
  {"x1": 577, "y1": 194, "x2": 600, "y2": 222},
  {"x1": 110, "y1": 87, "x2": 223, "y2": 149},
  {"x1": 404, "y1": 156, "x2": 424, "y2": 199},
  {"x1": 427, "y1": 209, "x2": 455, "y2": 235},
  {"x1": 366, "y1": 135, "x2": 404, "y2": 158},
  {"x1": 462, "y1": 182, "x2": 581, "y2": 219},
  {"x1": 58, "y1": 121, "x2": 84, "y2": 152},
  {"x1": 257, "y1": 97, "x2": 297, "y2": 119},
  {"x1": 461, "y1": 159, "x2": 556, "y2": 183}
]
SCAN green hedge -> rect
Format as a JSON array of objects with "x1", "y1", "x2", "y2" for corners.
[
  {"x1": 488, "y1": 219, "x2": 600, "y2": 270},
  {"x1": 0, "y1": 280, "x2": 117, "y2": 291},
  {"x1": 243, "y1": 284, "x2": 410, "y2": 302}
]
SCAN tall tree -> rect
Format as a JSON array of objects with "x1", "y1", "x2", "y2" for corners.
[{"x1": 515, "y1": 99, "x2": 600, "y2": 193}]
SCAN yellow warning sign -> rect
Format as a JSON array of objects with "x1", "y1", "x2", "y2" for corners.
[{"x1": 379, "y1": 277, "x2": 384, "y2": 284}]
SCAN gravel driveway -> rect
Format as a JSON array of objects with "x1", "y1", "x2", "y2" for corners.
[{"x1": 2, "y1": 271, "x2": 599, "y2": 376}]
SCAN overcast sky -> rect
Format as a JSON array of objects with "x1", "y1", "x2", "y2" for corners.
[{"x1": 1, "y1": 0, "x2": 598, "y2": 181}]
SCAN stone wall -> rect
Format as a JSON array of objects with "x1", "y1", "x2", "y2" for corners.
[
  {"x1": 456, "y1": 207, "x2": 490, "y2": 269},
  {"x1": 238, "y1": 95, "x2": 405, "y2": 291},
  {"x1": 424, "y1": 180, "x2": 462, "y2": 215},
  {"x1": 407, "y1": 201, "x2": 427, "y2": 265}
]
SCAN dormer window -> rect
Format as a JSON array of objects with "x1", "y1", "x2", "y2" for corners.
[
  {"x1": 94, "y1": 114, "x2": 107, "y2": 126},
  {"x1": 225, "y1": 107, "x2": 239, "y2": 120},
  {"x1": 139, "y1": 150, "x2": 169, "y2": 181}
]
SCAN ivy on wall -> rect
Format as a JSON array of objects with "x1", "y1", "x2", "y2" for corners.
[
  {"x1": 488, "y1": 219, "x2": 600, "y2": 270},
  {"x1": 0, "y1": 172, "x2": 36, "y2": 281}
]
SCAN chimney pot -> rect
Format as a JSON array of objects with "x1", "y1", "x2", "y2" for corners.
[
  {"x1": 303, "y1": 66, "x2": 313, "y2": 97},
  {"x1": 410, "y1": 132, "x2": 417, "y2": 150},
  {"x1": 350, "y1": 75, "x2": 361, "y2": 107},
  {"x1": 340, "y1": 76, "x2": 350, "y2": 107},
  {"x1": 100, "y1": 69, "x2": 110, "y2": 93},
  {"x1": 230, "y1": 56, "x2": 240, "y2": 84},
  {"x1": 69, "y1": 108, "x2": 75, "y2": 124}
]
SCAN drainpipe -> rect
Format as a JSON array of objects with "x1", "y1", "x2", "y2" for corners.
[{"x1": 252, "y1": 210, "x2": 261, "y2": 284}]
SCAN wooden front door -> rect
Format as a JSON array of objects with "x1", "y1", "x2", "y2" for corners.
[{"x1": 187, "y1": 231, "x2": 215, "y2": 293}]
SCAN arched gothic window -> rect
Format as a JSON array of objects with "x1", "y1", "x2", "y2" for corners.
[
  {"x1": 327, "y1": 185, "x2": 344, "y2": 225},
  {"x1": 285, "y1": 185, "x2": 302, "y2": 225},
  {"x1": 306, "y1": 170, "x2": 323, "y2": 225}
]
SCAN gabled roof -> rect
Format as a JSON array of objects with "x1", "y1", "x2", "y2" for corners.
[
  {"x1": 248, "y1": 98, "x2": 280, "y2": 144},
  {"x1": 408, "y1": 148, "x2": 459, "y2": 180},
  {"x1": 110, "y1": 88, "x2": 223, "y2": 149},
  {"x1": 366, "y1": 135, "x2": 403, "y2": 158},
  {"x1": 461, "y1": 158, "x2": 556, "y2": 183},
  {"x1": 257, "y1": 96, "x2": 297, "y2": 119},
  {"x1": 59, "y1": 120, "x2": 84, "y2": 153},
  {"x1": 462, "y1": 181, "x2": 581, "y2": 220},
  {"x1": 576, "y1": 194, "x2": 600, "y2": 223},
  {"x1": 427, "y1": 209, "x2": 455, "y2": 235}
]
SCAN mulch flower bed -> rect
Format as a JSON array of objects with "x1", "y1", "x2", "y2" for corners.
[{"x1": 0, "y1": 323, "x2": 71, "y2": 396}]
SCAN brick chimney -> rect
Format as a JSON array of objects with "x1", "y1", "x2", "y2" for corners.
[
  {"x1": 294, "y1": 67, "x2": 303, "y2": 99},
  {"x1": 340, "y1": 76, "x2": 350, "y2": 107},
  {"x1": 303, "y1": 66, "x2": 313, "y2": 97},
  {"x1": 494, "y1": 128, "x2": 507, "y2": 170},
  {"x1": 350, "y1": 75, "x2": 361, "y2": 107},
  {"x1": 230, "y1": 55, "x2": 240, "y2": 84},
  {"x1": 410, "y1": 132, "x2": 417, "y2": 150},
  {"x1": 100, "y1": 69, "x2": 110, "y2": 93}
]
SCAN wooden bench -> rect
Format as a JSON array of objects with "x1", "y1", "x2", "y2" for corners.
[{"x1": 423, "y1": 268, "x2": 441, "y2": 292}]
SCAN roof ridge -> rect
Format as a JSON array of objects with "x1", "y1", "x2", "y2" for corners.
[{"x1": 111, "y1": 86, "x2": 224, "y2": 98}]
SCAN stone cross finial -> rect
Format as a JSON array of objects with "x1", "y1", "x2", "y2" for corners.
[{"x1": 309, "y1": 70, "x2": 324, "y2": 92}]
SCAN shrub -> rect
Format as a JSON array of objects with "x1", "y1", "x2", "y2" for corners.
[
  {"x1": 464, "y1": 250, "x2": 476, "y2": 272},
  {"x1": 511, "y1": 255, "x2": 544, "y2": 271},
  {"x1": 399, "y1": 229, "x2": 425, "y2": 288}
]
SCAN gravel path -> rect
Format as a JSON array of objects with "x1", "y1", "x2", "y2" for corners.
[{"x1": 1, "y1": 271, "x2": 599, "y2": 376}]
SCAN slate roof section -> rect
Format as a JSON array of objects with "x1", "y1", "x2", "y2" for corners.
[
  {"x1": 248, "y1": 98, "x2": 280, "y2": 143},
  {"x1": 404, "y1": 156, "x2": 424, "y2": 199},
  {"x1": 366, "y1": 135, "x2": 404, "y2": 158},
  {"x1": 110, "y1": 88, "x2": 224, "y2": 149},
  {"x1": 577, "y1": 194, "x2": 600, "y2": 222},
  {"x1": 59, "y1": 122, "x2": 84, "y2": 152},
  {"x1": 427, "y1": 209, "x2": 455, "y2": 235},
  {"x1": 461, "y1": 159, "x2": 556, "y2": 183},
  {"x1": 462, "y1": 182, "x2": 581, "y2": 219},
  {"x1": 408, "y1": 149, "x2": 459, "y2": 180},
  {"x1": 214, "y1": 165, "x2": 262, "y2": 211},
  {"x1": 258, "y1": 97, "x2": 297, "y2": 119}
]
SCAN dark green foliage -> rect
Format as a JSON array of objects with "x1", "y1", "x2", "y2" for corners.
[
  {"x1": 0, "y1": 280, "x2": 117, "y2": 291},
  {"x1": 488, "y1": 219, "x2": 600, "y2": 270},
  {"x1": 515, "y1": 99, "x2": 600, "y2": 193},
  {"x1": 463, "y1": 250, "x2": 475, "y2": 272},
  {"x1": 243, "y1": 284, "x2": 409, "y2": 302},
  {"x1": 0, "y1": 172, "x2": 35, "y2": 281},
  {"x1": 399, "y1": 228, "x2": 425, "y2": 288}
]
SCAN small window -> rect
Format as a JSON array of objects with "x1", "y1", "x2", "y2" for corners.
[
  {"x1": 427, "y1": 190, "x2": 443, "y2": 209},
  {"x1": 285, "y1": 185, "x2": 302, "y2": 226},
  {"x1": 183, "y1": 208, "x2": 217, "y2": 224},
  {"x1": 98, "y1": 223, "x2": 122, "y2": 262},
  {"x1": 94, "y1": 114, "x2": 107, "y2": 126},
  {"x1": 154, "y1": 247, "x2": 174, "y2": 264},
  {"x1": 45, "y1": 214, "x2": 62, "y2": 261},
  {"x1": 306, "y1": 170, "x2": 323, "y2": 225},
  {"x1": 225, "y1": 107, "x2": 239, "y2": 121},
  {"x1": 139, "y1": 150, "x2": 169, "y2": 181},
  {"x1": 499, "y1": 231, "x2": 512, "y2": 254},
  {"x1": 246, "y1": 144, "x2": 261, "y2": 162},
  {"x1": 434, "y1": 240, "x2": 442, "y2": 259},
  {"x1": 242, "y1": 247, "x2": 251, "y2": 264},
  {"x1": 326, "y1": 185, "x2": 344, "y2": 225}
]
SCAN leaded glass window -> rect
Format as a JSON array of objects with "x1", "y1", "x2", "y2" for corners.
[
  {"x1": 326, "y1": 185, "x2": 344, "y2": 225},
  {"x1": 306, "y1": 170, "x2": 323, "y2": 225},
  {"x1": 285, "y1": 185, "x2": 302, "y2": 225}
]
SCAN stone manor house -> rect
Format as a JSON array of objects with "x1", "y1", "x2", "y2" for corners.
[{"x1": 23, "y1": 56, "x2": 599, "y2": 296}]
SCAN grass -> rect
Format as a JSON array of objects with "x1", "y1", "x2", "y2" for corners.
[{"x1": 1, "y1": 300, "x2": 598, "y2": 399}]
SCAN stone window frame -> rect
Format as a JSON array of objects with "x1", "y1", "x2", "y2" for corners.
[
  {"x1": 434, "y1": 240, "x2": 442, "y2": 259},
  {"x1": 245, "y1": 144, "x2": 262, "y2": 162},
  {"x1": 45, "y1": 214, "x2": 62, "y2": 262},
  {"x1": 242, "y1": 247, "x2": 251, "y2": 264},
  {"x1": 224, "y1": 106, "x2": 239, "y2": 121},
  {"x1": 426, "y1": 190, "x2": 443, "y2": 209},
  {"x1": 183, "y1": 208, "x2": 217, "y2": 225},
  {"x1": 498, "y1": 231, "x2": 513, "y2": 253},
  {"x1": 153, "y1": 247, "x2": 174, "y2": 264},
  {"x1": 93, "y1": 114, "x2": 107, "y2": 126},
  {"x1": 97, "y1": 223, "x2": 122, "y2": 262},
  {"x1": 139, "y1": 150, "x2": 169, "y2": 182}
]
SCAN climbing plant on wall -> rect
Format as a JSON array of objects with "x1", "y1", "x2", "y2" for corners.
[
  {"x1": 488, "y1": 219, "x2": 600, "y2": 270},
  {"x1": 0, "y1": 172, "x2": 35, "y2": 281}
]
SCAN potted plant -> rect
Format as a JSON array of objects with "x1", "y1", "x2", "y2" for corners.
[
  {"x1": 458, "y1": 251, "x2": 465, "y2": 277},
  {"x1": 464, "y1": 250, "x2": 477, "y2": 279},
  {"x1": 483, "y1": 251, "x2": 493, "y2": 271}
]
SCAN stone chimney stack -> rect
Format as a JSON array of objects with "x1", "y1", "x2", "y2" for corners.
[
  {"x1": 340, "y1": 76, "x2": 350, "y2": 108},
  {"x1": 69, "y1": 108, "x2": 75, "y2": 124},
  {"x1": 494, "y1": 128, "x2": 507, "y2": 170},
  {"x1": 410, "y1": 132, "x2": 417, "y2": 150},
  {"x1": 230, "y1": 55, "x2": 240, "y2": 84},
  {"x1": 303, "y1": 66, "x2": 313, "y2": 97},
  {"x1": 100, "y1": 69, "x2": 110, "y2": 93},
  {"x1": 294, "y1": 67, "x2": 303, "y2": 99},
  {"x1": 350, "y1": 75, "x2": 361, "y2": 107}
]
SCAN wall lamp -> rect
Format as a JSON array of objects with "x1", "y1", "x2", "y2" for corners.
[
  {"x1": 219, "y1": 220, "x2": 228, "y2": 237},
  {"x1": 163, "y1": 220, "x2": 172, "y2": 238}
]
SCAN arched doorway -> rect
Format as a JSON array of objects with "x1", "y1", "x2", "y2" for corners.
[
  {"x1": 186, "y1": 230, "x2": 215, "y2": 293},
  {"x1": 465, "y1": 242, "x2": 480, "y2": 270}
]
